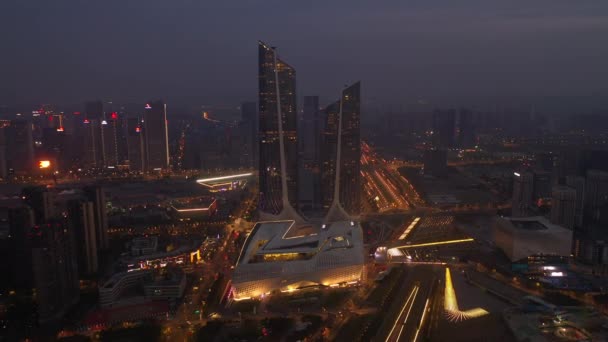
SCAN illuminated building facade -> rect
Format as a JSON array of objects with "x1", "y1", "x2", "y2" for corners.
[
  {"x1": 143, "y1": 100, "x2": 170, "y2": 171},
  {"x1": 258, "y1": 41, "x2": 298, "y2": 217},
  {"x1": 169, "y1": 197, "x2": 217, "y2": 219},
  {"x1": 196, "y1": 173, "x2": 253, "y2": 192},
  {"x1": 321, "y1": 82, "x2": 361, "y2": 217},
  {"x1": 232, "y1": 220, "x2": 365, "y2": 300}
]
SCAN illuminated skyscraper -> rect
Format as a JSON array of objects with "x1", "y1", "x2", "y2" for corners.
[
  {"x1": 126, "y1": 117, "x2": 144, "y2": 172},
  {"x1": 257, "y1": 41, "x2": 298, "y2": 217},
  {"x1": 321, "y1": 82, "x2": 361, "y2": 219},
  {"x1": 143, "y1": 100, "x2": 170, "y2": 171}
]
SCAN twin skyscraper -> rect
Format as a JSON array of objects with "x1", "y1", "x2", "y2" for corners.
[{"x1": 257, "y1": 41, "x2": 361, "y2": 223}]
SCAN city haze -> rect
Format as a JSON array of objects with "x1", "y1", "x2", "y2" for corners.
[{"x1": 1, "y1": 0, "x2": 608, "y2": 111}]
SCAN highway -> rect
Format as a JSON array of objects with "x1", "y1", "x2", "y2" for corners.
[
  {"x1": 380, "y1": 265, "x2": 439, "y2": 342},
  {"x1": 361, "y1": 141, "x2": 415, "y2": 212}
]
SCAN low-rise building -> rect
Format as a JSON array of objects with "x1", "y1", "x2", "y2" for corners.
[
  {"x1": 232, "y1": 220, "x2": 365, "y2": 300},
  {"x1": 493, "y1": 216, "x2": 572, "y2": 262}
]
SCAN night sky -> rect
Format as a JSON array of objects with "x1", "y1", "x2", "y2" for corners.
[{"x1": 1, "y1": 0, "x2": 608, "y2": 110}]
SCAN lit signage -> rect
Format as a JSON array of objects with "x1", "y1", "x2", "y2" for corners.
[
  {"x1": 56, "y1": 127, "x2": 64, "y2": 132},
  {"x1": 83, "y1": 119, "x2": 90, "y2": 124},
  {"x1": 39, "y1": 160, "x2": 51, "y2": 169}
]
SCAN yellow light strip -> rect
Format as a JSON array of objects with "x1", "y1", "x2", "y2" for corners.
[
  {"x1": 398, "y1": 217, "x2": 421, "y2": 240},
  {"x1": 394, "y1": 238, "x2": 474, "y2": 249},
  {"x1": 386, "y1": 285, "x2": 419, "y2": 342},
  {"x1": 196, "y1": 173, "x2": 253, "y2": 183},
  {"x1": 413, "y1": 298, "x2": 430, "y2": 342},
  {"x1": 396, "y1": 286, "x2": 420, "y2": 341},
  {"x1": 444, "y1": 267, "x2": 488, "y2": 322}
]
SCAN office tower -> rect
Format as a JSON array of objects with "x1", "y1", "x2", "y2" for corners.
[
  {"x1": 6, "y1": 119, "x2": 34, "y2": 174},
  {"x1": 143, "y1": 100, "x2": 170, "y2": 171},
  {"x1": 512, "y1": 172, "x2": 534, "y2": 217},
  {"x1": 126, "y1": 117, "x2": 144, "y2": 172},
  {"x1": 84, "y1": 186, "x2": 108, "y2": 250},
  {"x1": 584, "y1": 170, "x2": 608, "y2": 226},
  {"x1": 258, "y1": 41, "x2": 298, "y2": 217},
  {"x1": 67, "y1": 200, "x2": 98, "y2": 274},
  {"x1": 298, "y1": 96, "x2": 323, "y2": 213},
  {"x1": 432, "y1": 109, "x2": 456, "y2": 148},
  {"x1": 456, "y1": 109, "x2": 475, "y2": 148},
  {"x1": 566, "y1": 176, "x2": 585, "y2": 228},
  {"x1": 241, "y1": 102, "x2": 257, "y2": 168},
  {"x1": 551, "y1": 185, "x2": 576, "y2": 229},
  {"x1": 423, "y1": 149, "x2": 448, "y2": 178},
  {"x1": 29, "y1": 220, "x2": 79, "y2": 322},
  {"x1": 321, "y1": 82, "x2": 362, "y2": 219}
]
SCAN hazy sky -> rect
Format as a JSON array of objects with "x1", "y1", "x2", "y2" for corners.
[{"x1": 1, "y1": 0, "x2": 608, "y2": 110}]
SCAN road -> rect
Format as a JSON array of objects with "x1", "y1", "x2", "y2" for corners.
[{"x1": 379, "y1": 265, "x2": 439, "y2": 342}]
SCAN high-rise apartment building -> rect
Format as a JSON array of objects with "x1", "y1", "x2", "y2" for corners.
[
  {"x1": 67, "y1": 200, "x2": 98, "y2": 274},
  {"x1": 566, "y1": 175, "x2": 585, "y2": 228},
  {"x1": 143, "y1": 100, "x2": 170, "y2": 171},
  {"x1": 84, "y1": 186, "x2": 108, "y2": 250},
  {"x1": 512, "y1": 172, "x2": 534, "y2": 217},
  {"x1": 551, "y1": 185, "x2": 576, "y2": 229},
  {"x1": 584, "y1": 170, "x2": 608, "y2": 226},
  {"x1": 257, "y1": 41, "x2": 298, "y2": 217}
]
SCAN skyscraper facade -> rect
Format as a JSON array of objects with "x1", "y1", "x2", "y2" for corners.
[
  {"x1": 512, "y1": 171, "x2": 534, "y2": 217},
  {"x1": 143, "y1": 100, "x2": 170, "y2": 171},
  {"x1": 550, "y1": 185, "x2": 576, "y2": 229},
  {"x1": 258, "y1": 42, "x2": 298, "y2": 216},
  {"x1": 321, "y1": 82, "x2": 361, "y2": 218},
  {"x1": 298, "y1": 96, "x2": 323, "y2": 213},
  {"x1": 84, "y1": 186, "x2": 108, "y2": 250},
  {"x1": 126, "y1": 117, "x2": 145, "y2": 172}
]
